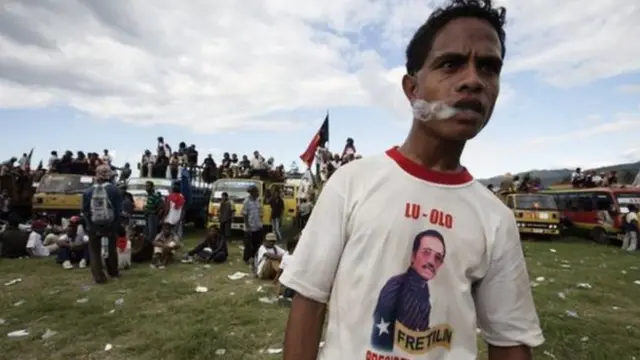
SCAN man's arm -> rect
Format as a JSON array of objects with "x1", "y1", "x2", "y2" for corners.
[
  {"x1": 280, "y1": 172, "x2": 348, "y2": 360},
  {"x1": 488, "y1": 345, "x2": 532, "y2": 360},
  {"x1": 81, "y1": 189, "x2": 91, "y2": 221},
  {"x1": 474, "y1": 211, "x2": 544, "y2": 360},
  {"x1": 241, "y1": 199, "x2": 249, "y2": 229},
  {"x1": 110, "y1": 185, "x2": 123, "y2": 222}
]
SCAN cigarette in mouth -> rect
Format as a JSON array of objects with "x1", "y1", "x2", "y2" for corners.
[{"x1": 412, "y1": 99, "x2": 459, "y2": 122}]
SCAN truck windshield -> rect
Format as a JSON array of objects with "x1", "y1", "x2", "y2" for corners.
[
  {"x1": 36, "y1": 174, "x2": 94, "y2": 194},
  {"x1": 211, "y1": 180, "x2": 261, "y2": 203},
  {"x1": 516, "y1": 195, "x2": 557, "y2": 210},
  {"x1": 127, "y1": 178, "x2": 173, "y2": 193}
]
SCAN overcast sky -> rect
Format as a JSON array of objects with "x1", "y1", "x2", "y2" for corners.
[{"x1": 0, "y1": 0, "x2": 639, "y2": 178}]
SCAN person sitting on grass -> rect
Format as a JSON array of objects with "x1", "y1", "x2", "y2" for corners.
[
  {"x1": 56, "y1": 223, "x2": 90, "y2": 270},
  {"x1": 0, "y1": 213, "x2": 29, "y2": 258},
  {"x1": 181, "y1": 224, "x2": 228, "y2": 264},
  {"x1": 151, "y1": 222, "x2": 181, "y2": 268},
  {"x1": 25, "y1": 220, "x2": 51, "y2": 258},
  {"x1": 275, "y1": 234, "x2": 299, "y2": 300},
  {"x1": 131, "y1": 225, "x2": 153, "y2": 263},
  {"x1": 254, "y1": 232, "x2": 286, "y2": 280}
]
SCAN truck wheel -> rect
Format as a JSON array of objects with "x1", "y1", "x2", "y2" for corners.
[{"x1": 591, "y1": 227, "x2": 609, "y2": 245}]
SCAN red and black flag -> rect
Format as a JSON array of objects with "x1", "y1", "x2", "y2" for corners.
[{"x1": 299, "y1": 113, "x2": 329, "y2": 168}]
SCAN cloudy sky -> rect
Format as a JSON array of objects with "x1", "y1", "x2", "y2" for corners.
[{"x1": 1, "y1": 0, "x2": 639, "y2": 178}]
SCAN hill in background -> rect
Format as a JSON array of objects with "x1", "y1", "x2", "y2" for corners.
[{"x1": 479, "y1": 161, "x2": 640, "y2": 187}]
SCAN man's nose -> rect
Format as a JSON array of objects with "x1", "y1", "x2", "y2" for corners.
[{"x1": 455, "y1": 64, "x2": 485, "y2": 94}]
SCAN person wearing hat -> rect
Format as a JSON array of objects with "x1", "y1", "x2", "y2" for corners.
[
  {"x1": 254, "y1": 232, "x2": 285, "y2": 280},
  {"x1": 55, "y1": 221, "x2": 90, "y2": 270},
  {"x1": 241, "y1": 185, "x2": 264, "y2": 265},
  {"x1": 151, "y1": 222, "x2": 182, "y2": 268},
  {"x1": 82, "y1": 164, "x2": 123, "y2": 284},
  {"x1": 25, "y1": 219, "x2": 51, "y2": 258}
]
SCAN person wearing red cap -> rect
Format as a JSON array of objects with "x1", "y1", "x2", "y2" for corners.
[{"x1": 55, "y1": 223, "x2": 90, "y2": 269}]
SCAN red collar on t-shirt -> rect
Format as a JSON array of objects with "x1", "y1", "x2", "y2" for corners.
[{"x1": 385, "y1": 147, "x2": 473, "y2": 185}]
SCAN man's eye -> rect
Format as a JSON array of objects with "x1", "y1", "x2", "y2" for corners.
[
  {"x1": 441, "y1": 61, "x2": 455, "y2": 69},
  {"x1": 480, "y1": 63, "x2": 501, "y2": 74}
]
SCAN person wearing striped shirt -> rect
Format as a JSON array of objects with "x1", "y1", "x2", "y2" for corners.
[{"x1": 144, "y1": 181, "x2": 164, "y2": 244}]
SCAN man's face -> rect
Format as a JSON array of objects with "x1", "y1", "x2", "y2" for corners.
[
  {"x1": 66, "y1": 225, "x2": 77, "y2": 237},
  {"x1": 264, "y1": 240, "x2": 275, "y2": 249},
  {"x1": 402, "y1": 17, "x2": 502, "y2": 141},
  {"x1": 146, "y1": 183, "x2": 154, "y2": 193},
  {"x1": 411, "y1": 235, "x2": 445, "y2": 280}
]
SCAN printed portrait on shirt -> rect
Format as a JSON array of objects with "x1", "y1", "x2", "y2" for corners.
[{"x1": 370, "y1": 229, "x2": 453, "y2": 356}]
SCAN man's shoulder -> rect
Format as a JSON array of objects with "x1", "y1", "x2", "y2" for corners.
[
  {"x1": 323, "y1": 153, "x2": 393, "y2": 191},
  {"x1": 466, "y1": 182, "x2": 513, "y2": 218},
  {"x1": 383, "y1": 272, "x2": 407, "y2": 287}
]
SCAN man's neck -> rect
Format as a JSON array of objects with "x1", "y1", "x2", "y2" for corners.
[{"x1": 398, "y1": 122, "x2": 465, "y2": 172}]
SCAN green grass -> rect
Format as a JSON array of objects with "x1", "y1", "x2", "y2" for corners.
[{"x1": 1, "y1": 234, "x2": 640, "y2": 360}]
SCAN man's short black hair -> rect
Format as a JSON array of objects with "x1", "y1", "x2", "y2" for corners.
[
  {"x1": 412, "y1": 229, "x2": 446, "y2": 259},
  {"x1": 405, "y1": 0, "x2": 507, "y2": 75}
]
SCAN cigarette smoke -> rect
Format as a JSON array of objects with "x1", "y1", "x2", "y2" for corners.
[{"x1": 411, "y1": 99, "x2": 459, "y2": 122}]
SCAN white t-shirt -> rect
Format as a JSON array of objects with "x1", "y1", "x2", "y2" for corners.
[
  {"x1": 250, "y1": 156, "x2": 265, "y2": 169},
  {"x1": 255, "y1": 244, "x2": 285, "y2": 275},
  {"x1": 26, "y1": 231, "x2": 49, "y2": 257},
  {"x1": 279, "y1": 252, "x2": 291, "y2": 270},
  {"x1": 280, "y1": 147, "x2": 544, "y2": 360},
  {"x1": 59, "y1": 233, "x2": 89, "y2": 246}
]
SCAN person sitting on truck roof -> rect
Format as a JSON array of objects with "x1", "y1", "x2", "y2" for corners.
[{"x1": 152, "y1": 149, "x2": 169, "y2": 179}]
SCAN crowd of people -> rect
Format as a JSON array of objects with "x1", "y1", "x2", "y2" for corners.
[
  {"x1": 0, "y1": 135, "x2": 365, "y2": 298},
  {"x1": 570, "y1": 167, "x2": 619, "y2": 188},
  {"x1": 139, "y1": 137, "x2": 289, "y2": 183},
  {"x1": 485, "y1": 167, "x2": 630, "y2": 196},
  {"x1": 0, "y1": 162, "x2": 303, "y2": 297},
  {"x1": 316, "y1": 137, "x2": 361, "y2": 182}
]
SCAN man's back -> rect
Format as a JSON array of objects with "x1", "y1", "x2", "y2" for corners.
[
  {"x1": 280, "y1": 148, "x2": 542, "y2": 359},
  {"x1": 83, "y1": 183, "x2": 122, "y2": 228}
]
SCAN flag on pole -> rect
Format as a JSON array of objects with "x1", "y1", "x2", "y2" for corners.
[
  {"x1": 23, "y1": 148, "x2": 34, "y2": 169},
  {"x1": 299, "y1": 113, "x2": 329, "y2": 168}
]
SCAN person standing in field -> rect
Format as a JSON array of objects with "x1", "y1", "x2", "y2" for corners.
[
  {"x1": 280, "y1": 1, "x2": 543, "y2": 359},
  {"x1": 83, "y1": 165, "x2": 122, "y2": 284}
]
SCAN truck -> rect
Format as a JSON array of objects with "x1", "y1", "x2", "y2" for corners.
[
  {"x1": 32, "y1": 173, "x2": 93, "y2": 224},
  {"x1": 127, "y1": 169, "x2": 211, "y2": 228},
  {"x1": 207, "y1": 178, "x2": 298, "y2": 232}
]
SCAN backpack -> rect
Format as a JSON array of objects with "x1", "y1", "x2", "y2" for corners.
[{"x1": 90, "y1": 184, "x2": 114, "y2": 225}]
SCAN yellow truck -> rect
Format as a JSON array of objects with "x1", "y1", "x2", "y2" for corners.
[
  {"x1": 503, "y1": 193, "x2": 561, "y2": 238},
  {"x1": 207, "y1": 178, "x2": 298, "y2": 232},
  {"x1": 32, "y1": 173, "x2": 94, "y2": 223}
]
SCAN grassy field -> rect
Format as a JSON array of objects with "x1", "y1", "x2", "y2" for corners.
[{"x1": 1, "y1": 233, "x2": 640, "y2": 360}]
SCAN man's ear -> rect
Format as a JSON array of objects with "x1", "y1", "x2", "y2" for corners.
[{"x1": 402, "y1": 74, "x2": 418, "y2": 102}]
